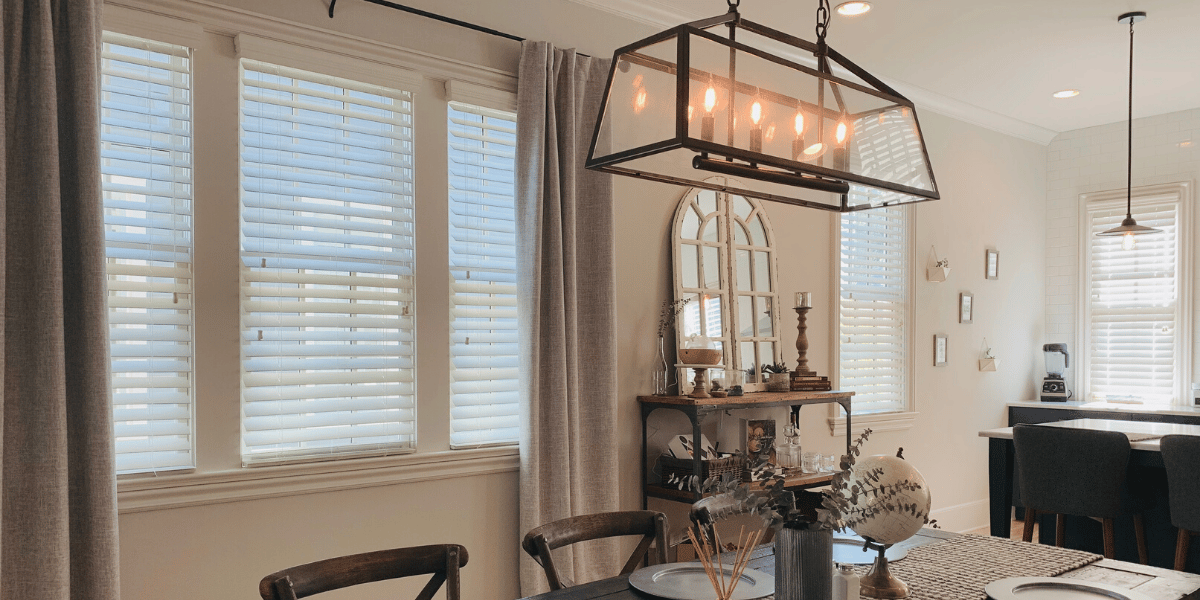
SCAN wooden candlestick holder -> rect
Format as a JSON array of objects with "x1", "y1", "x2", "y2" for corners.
[
  {"x1": 688, "y1": 366, "x2": 712, "y2": 399},
  {"x1": 794, "y1": 307, "x2": 816, "y2": 377}
]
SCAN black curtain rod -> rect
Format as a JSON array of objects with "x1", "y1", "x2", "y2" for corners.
[{"x1": 328, "y1": 0, "x2": 525, "y2": 42}]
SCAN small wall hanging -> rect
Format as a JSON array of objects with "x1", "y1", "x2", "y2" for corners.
[
  {"x1": 927, "y1": 246, "x2": 950, "y2": 282},
  {"x1": 934, "y1": 334, "x2": 948, "y2": 366},
  {"x1": 979, "y1": 338, "x2": 999, "y2": 372},
  {"x1": 985, "y1": 248, "x2": 1000, "y2": 280},
  {"x1": 959, "y1": 292, "x2": 973, "y2": 324}
]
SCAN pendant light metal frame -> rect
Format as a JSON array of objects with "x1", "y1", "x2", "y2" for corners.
[
  {"x1": 583, "y1": 1, "x2": 940, "y2": 212},
  {"x1": 1098, "y1": 11, "x2": 1161, "y2": 239}
]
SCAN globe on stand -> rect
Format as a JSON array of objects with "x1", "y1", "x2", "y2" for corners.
[{"x1": 845, "y1": 454, "x2": 932, "y2": 599}]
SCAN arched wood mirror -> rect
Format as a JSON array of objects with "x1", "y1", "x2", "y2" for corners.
[{"x1": 672, "y1": 177, "x2": 783, "y2": 391}]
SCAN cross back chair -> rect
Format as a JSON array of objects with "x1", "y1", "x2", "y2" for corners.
[
  {"x1": 689, "y1": 494, "x2": 776, "y2": 555},
  {"x1": 258, "y1": 544, "x2": 468, "y2": 600},
  {"x1": 1160, "y1": 434, "x2": 1200, "y2": 571},
  {"x1": 522, "y1": 510, "x2": 667, "y2": 590},
  {"x1": 1013, "y1": 424, "x2": 1148, "y2": 562}
]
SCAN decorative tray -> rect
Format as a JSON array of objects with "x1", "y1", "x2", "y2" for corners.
[
  {"x1": 985, "y1": 577, "x2": 1156, "y2": 600},
  {"x1": 628, "y1": 563, "x2": 773, "y2": 600}
]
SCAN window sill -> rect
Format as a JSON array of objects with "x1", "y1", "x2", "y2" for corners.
[
  {"x1": 827, "y1": 411, "x2": 919, "y2": 437},
  {"x1": 116, "y1": 446, "x2": 519, "y2": 514}
]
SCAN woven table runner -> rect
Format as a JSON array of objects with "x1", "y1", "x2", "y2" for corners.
[{"x1": 848, "y1": 534, "x2": 1102, "y2": 600}]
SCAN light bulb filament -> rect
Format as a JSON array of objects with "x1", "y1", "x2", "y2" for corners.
[
  {"x1": 794, "y1": 113, "x2": 805, "y2": 136},
  {"x1": 751, "y1": 100, "x2": 762, "y2": 126},
  {"x1": 704, "y1": 86, "x2": 716, "y2": 113}
]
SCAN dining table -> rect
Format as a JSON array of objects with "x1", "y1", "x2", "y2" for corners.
[{"x1": 518, "y1": 527, "x2": 1200, "y2": 600}]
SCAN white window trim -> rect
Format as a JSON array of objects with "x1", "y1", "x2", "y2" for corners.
[
  {"x1": 104, "y1": 0, "x2": 522, "y2": 498},
  {"x1": 117, "y1": 446, "x2": 518, "y2": 514},
  {"x1": 826, "y1": 209, "x2": 917, "y2": 435},
  {"x1": 1076, "y1": 181, "x2": 1193, "y2": 407}
]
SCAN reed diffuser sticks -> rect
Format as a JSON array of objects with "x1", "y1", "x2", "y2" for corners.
[{"x1": 685, "y1": 525, "x2": 765, "y2": 600}]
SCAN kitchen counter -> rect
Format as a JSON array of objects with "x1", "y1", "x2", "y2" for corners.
[{"x1": 1008, "y1": 400, "x2": 1200, "y2": 418}]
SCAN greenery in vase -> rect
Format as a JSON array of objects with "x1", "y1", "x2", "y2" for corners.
[
  {"x1": 675, "y1": 429, "x2": 935, "y2": 535},
  {"x1": 657, "y1": 298, "x2": 691, "y2": 338}
]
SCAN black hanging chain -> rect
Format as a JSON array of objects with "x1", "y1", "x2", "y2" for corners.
[
  {"x1": 815, "y1": 0, "x2": 831, "y2": 44},
  {"x1": 727, "y1": 0, "x2": 741, "y2": 10}
]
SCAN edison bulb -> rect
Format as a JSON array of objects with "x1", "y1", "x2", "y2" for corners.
[
  {"x1": 704, "y1": 86, "x2": 716, "y2": 113},
  {"x1": 836, "y1": 121, "x2": 849, "y2": 144},
  {"x1": 750, "y1": 100, "x2": 763, "y2": 125},
  {"x1": 1123, "y1": 232, "x2": 1136, "y2": 251},
  {"x1": 794, "y1": 113, "x2": 805, "y2": 135},
  {"x1": 634, "y1": 88, "x2": 647, "y2": 113}
]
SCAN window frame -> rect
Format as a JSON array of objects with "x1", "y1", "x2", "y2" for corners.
[
  {"x1": 828, "y1": 206, "x2": 917, "y2": 435},
  {"x1": 1077, "y1": 182, "x2": 1193, "y2": 407}
]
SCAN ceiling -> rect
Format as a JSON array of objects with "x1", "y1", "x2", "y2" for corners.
[{"x1": 573, "y1": 0, "x2": 1200, "y2": 138}]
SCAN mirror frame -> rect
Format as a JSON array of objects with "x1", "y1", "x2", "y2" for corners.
[{"x1": 670, "y1": 176, "x2": 784, "y2": 392}]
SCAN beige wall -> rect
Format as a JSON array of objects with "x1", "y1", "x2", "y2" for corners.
[{"x1": 113, "y1": 1, "x2": 1046, "y2": 599}]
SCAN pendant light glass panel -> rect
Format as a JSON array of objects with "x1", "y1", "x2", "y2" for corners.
[{"x1": 588, "y1": 22, "x2": 939, "y2": 212}]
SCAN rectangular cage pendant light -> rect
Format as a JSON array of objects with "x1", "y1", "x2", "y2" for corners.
[{"x1": 585, "y1": 4, "x2": 940, "y2": 212}]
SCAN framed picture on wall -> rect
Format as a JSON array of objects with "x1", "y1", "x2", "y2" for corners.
[
  {"x1": 934, "y1": 334, "x2": 948, "y2": 366},
  {"x1": 985, "y1": 249, "x2": 1000, "y2": 280},
  {"x1": 960, "y1": 292, "x2": 973, "y2": 324}
]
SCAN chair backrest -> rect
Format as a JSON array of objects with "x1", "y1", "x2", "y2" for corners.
[
  {"x1": 1013, "y1": 424, "x2": 1131, "y2": 518},
  {"x1": 1160, "y1": 434, "x2": 1200, "y2": 532},
  {"x1": 689, "y1": 495, "x2": 776, "y2": 554},
  {"x1": 258, "y1": 544, "x2": 468, "y2": 600},
  {"x1": 521, "y1": 510, "x2": 667, "y2": 590}
]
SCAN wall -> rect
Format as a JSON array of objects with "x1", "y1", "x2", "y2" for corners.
[
  {"x1": 113, "y1": 1, "x2": 1046, "y2": 599},
  {"x1": 1044, "y1": 108, "x2": 1200, "y2": 395}
]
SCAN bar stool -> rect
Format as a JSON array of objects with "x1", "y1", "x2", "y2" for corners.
[
  {"x1": 1013, "y1": 424, "x2": 1148, "y2": 562},
  {"x1": 1160, "y1": 434, "x2": 1200, "y2": 571}
]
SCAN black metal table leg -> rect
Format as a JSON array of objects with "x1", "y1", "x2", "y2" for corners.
[{"x1": 988, "y1": 437, "x2": 1014, "y2": 538}]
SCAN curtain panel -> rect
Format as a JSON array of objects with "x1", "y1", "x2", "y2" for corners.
[
  {"x1": 516, "y1": 41, "x2": 618, "y2": 596},
  {"x1": 0, "y1": 1, "x2": 120, "y2": 599}
]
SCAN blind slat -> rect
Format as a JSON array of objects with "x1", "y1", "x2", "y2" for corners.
[
  {"x1": 448, "y1": 102, "x2": 520, "y2": 449},
  {"x1": 839, "y1": 206, "x2": 907, "y2": 413},
  {"x1": 240, "y1": 60, "x2": 417, "y2": 464},
  {"x1": 103, "y1": 33, "x2": 195, "y2": 476}
]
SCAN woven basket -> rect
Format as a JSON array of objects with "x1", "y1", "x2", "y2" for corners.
[{"x1": 658, "y1": 453, "x2": 743, "y2": 484}]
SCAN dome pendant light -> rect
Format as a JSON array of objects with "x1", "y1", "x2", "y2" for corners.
[{"x1": 1098, "y1": 11, "x2": 1160, "y2": 249}]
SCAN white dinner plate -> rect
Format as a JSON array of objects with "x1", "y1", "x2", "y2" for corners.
[
  {"x1": 628, "y1": 563, "x2": 773, "y2": 600},
  {"x1": 985, "y1": 577, "x2": 1157, "y2": 600}
]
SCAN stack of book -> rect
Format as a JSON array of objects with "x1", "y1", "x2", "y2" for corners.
[{"x1": 791, "y1": 373, "x2": 831, "y2": 391}]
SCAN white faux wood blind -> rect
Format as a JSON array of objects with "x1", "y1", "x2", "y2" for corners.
[
  {"x1": 447, "y1": 102, "x2": 519, "y2": 448},
  {"x1": 839, "y1": 207, "x2": 908, "y2": 413},
  {"x1": 239, "y1": 60, "x2": 416, "y2": 464},
  {"x1": 1086, "y1": 198, "x2": 1181, "y2": 405},
  {"x1": 101, "y1": 33, "x2": 195, "y2": 475}
]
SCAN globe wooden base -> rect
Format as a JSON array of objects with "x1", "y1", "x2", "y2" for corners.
[{"x1": 860, "y1": 549, "x2": 908, "y2": 599}]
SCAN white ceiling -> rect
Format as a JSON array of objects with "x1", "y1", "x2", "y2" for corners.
[{"x1": 572, "y1": 0, "x2": 1200, "y2": 138}]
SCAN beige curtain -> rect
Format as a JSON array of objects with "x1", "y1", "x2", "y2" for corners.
[
  {"x1": 0, "y1": 1, "x2": 120, "y2": 599},
  {"x1": 516, "y1": 41, "x2": 618, "y2": 596}
]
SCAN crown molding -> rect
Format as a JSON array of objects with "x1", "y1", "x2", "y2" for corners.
[{"x1": 563, "y1": 0, "x2": 1058, "y2": 146}]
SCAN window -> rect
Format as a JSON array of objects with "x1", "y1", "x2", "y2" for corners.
[
  {"x1": 837, "y1": 206, "x2": 909, "y2": 414},
  {"x1": 101, "y1": 33, "x2": 195, "y2": 475},
  {"x1": 447, "y1": 102, "x2": 519, "y2": 448},
  {"x1": 238, "y1": 60, "x2": 416, "y2": 464},
  {"x1": 1082, "y1": 189, "x2": 1187, "y2": 405}
]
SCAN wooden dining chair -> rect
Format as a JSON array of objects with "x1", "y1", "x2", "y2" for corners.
[
  {"x1": 1160, "y1": 434, "x2": 1200, "y2": 571},
  {"x1": 258, "y1": 544, "x2": 468, "y2": 600},
  {"x1": 522, "y1": 510, "x2": 667, "y2": 590},
  {"x1": 1013, "y1": 424, "x2": 1148, "y2": 562}
]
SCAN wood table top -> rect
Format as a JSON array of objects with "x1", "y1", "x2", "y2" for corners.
[{"x1": 517, "y1": 528, "x2": 1200, "y2": 600}]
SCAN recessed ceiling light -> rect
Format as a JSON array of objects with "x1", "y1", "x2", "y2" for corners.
[
  {"x1": 1053, "y1": 89, "x2": 1080, "y2": 99},
  {"x1": 836, "y1": 2, "x2": 872, "y2": 16}
]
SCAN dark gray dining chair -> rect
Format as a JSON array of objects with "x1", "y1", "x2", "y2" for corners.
[
  {"x1": 1160, "y1": 434, "x2": 1200, "y2": 571},
  {"x1": 1012, "y1": 424, "x2": 1148, "y2": 562}
]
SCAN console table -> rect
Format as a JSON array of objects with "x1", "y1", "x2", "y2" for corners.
[{"x1": 639, "y1": 390, "x2": 853, "y2": 507}]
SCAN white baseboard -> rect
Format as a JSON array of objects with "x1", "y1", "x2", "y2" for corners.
[{"x1": 928, "y1": 499, "x2": 990, "y2": 534}]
